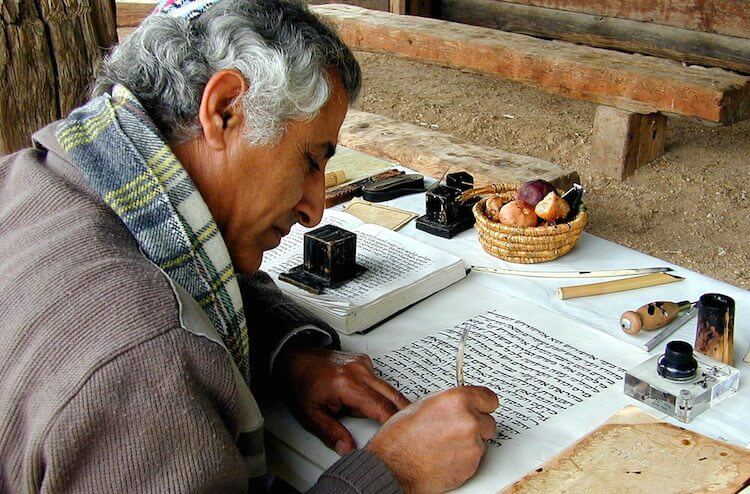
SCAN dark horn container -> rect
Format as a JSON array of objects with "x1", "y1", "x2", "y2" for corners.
[{"x1": 694, "y1": 293, "x2": 735, "y2": 365}]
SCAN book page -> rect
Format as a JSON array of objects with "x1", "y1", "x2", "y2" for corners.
[
  {"x1": 261, "y1": 216, "x2": 465, "y2": 311},
  {"x1": 261, "y1": 209, "x2": 363, "y2": 268},
  {"x1": 342, "y1": 199, "x2": 417, "y2": 231},
  {"x1": 374, "y1": 309, "x2": 624, "y2": 445}
]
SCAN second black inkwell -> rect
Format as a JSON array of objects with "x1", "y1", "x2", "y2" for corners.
[
  {"x1": 279, "y1": 225, "x2": 367, "y2": 294},
  {"x1": 416, "y1": 171, "x2": 479, "y2": 238}
]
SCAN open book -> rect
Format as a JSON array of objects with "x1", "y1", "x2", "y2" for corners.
[{"x1": 260, "y1": 209, "x2": 467, "y2": 334}]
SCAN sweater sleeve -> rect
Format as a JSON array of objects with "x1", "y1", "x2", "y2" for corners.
[
  {"x1": 237, "y1": 271, "x2": 340, "y2": 396},
  {"x1": 309, "y1": 449, "x2": 403, "y2": 494},
  {"x1": 238, "y1": 273, "x2": 404, "y2": 493},
  {"x1": 40, "y1": 328, "x2": 250, "y2": 493}
]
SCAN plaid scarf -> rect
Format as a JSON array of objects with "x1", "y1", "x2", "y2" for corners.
[{"x1": 57, "y1": 85, "x2": 250, "y2": 381}]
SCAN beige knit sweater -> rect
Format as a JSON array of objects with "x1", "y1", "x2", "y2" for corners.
[{"x1": 0, "y1": 123, "x2": 400, "y2": 493}]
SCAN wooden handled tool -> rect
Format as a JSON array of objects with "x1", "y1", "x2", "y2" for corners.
[
  {"x1": 620, "y1": 300, "x2": 693, "y2": 335},
  {"x1": 556, "y1": 272, "x2": 684, "y2": 300},
  {"x1": 324, "y1": 169, "x2": 404, "y2": 208},
  {"x1": 324, "y1": 170, "x2": 347, "y2": 188}
]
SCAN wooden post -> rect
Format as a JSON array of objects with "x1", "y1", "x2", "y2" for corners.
[
  {"x1": 389, "y1": 0, "x2": 406, "y2": 14},
  {"x1": 0, "y1": 0, "x2": 118, "y2": 155},
  {"x1": 590, "y1": 106, "x2": 667, "y2": 180},
  {"x1": 389, "y1": 0, "x2": 432, "y2": 15}
]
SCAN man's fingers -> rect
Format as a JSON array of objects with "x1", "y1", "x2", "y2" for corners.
[
  {"x1": 362, "y1": 374, "x2": 411, "y2": 410},
  {"x1": 342, "y1": 384, "x2": 401, "y2": 424},
  {"x1": 477, "y1": 412, "x2": 497, "y2": 441},
  {"x1": 304, "y1": 408, "x2": 356, "y2": 456},
  {"x1": 464, "y1": 386, "x2": 500, "y2": 414},
  {"x1": 357, "y1": 354, "x2": 376, "y2": 372}
]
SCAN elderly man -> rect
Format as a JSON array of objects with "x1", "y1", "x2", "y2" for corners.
[{"x1": 0, "y1": 0, "x2": 498, "y2": 491}]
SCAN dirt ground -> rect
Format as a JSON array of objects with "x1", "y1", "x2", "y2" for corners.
[{"x1": 352, "y1": 52, "x2": 750, "y2": 289}]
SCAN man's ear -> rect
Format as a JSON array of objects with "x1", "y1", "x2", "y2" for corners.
[{"x1": 199, "y1": 69, "x2": 247, "y2": 150}]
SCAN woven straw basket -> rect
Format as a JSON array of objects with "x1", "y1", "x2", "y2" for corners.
[{"x1": 466, "y1": 182, "x2": 588, "y2": 264}]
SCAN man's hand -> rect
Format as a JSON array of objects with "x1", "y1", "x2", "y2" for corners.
[
  {"x1": 274, "y1": 347, "x2": 410, "y2": 455},
  {"x1": 366, "y1": 386, "x2": 498, "y2": 494}
]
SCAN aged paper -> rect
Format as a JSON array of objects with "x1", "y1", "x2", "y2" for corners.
[
  {"x1": 502, "y1": 406, "x2": 750, "y2": 494},
  {"x1": 343, "y1": 198, "x2": 418, "y2": 231}
]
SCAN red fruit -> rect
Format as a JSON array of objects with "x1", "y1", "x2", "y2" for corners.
[{"x1": 517, "y1": 179, "x2": 556, "y2": 207}]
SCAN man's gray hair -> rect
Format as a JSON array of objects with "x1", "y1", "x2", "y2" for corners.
[{"x1": 93, "y1": 0, "x2": 361, "y2": 144}]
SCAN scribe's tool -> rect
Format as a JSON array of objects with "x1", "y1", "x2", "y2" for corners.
[
  {"x1": 620, "y1": 300, "x2": 694, "y2": 335},
  {"x1": 361, "y1": 174, "x2": 425, "y2": 202},
  {"x1": 471, "y1": 266, "x2": 673, "y2": 279},
  {"x1": 324, "y1": 170, "x2": 347, "y2": 188},
  {"x1": 325, "y1": 169, "x2": 404, "y2": 208},
  {"x1": 456, "y1": 327, "x2": 470, "y2": 387},
  {"x1": 642, "y1": 306, "x2": 698, "y2": 352},
  {"x1": 556, "y1": 273, "x2": 684, "y2": 300}
]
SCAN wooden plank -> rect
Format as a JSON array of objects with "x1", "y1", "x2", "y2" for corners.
[
  {"x1": 307, "y1": 0, "x2": 390, "y2": 11},
  {"x1": 441, "y1": 0, "x2": 750, "y2": 74},
  {"x1": 117, "y1": 26, "x2": 137, "y2": 39},
  {"x1": 114, "y1": 0, "x2": 390, "y2": 28},
  {"x1": 489, "y1": 0, "x2": 750, "y2": 39},
  {"x1": 314, "y1": 4, "x2": 750, "y2": 125},
  {"x1": 339, "y1": 110, "x2": 580, "y2": 189},
  {"x1": 115, "y1": 2, "x2": 154, "y2": 27},
  {"x1": 590, "y1": 107, "x2": 667, "y2": 180}
]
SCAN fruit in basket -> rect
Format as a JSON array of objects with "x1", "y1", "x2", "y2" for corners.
[
  {"x1": 485, "y1": 195, "x2": 505, "y2": 220},
  {"x1": 498, "y1": 200, "x2": 538, "y2": 227},
  {"x1": 517, "y1": 179, "x2": 556, "y2": 207},
  {"x1": 535, "y1": 191, "x2": 570, "y2": 222}
]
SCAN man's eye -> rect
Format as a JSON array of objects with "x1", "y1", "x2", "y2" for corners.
[{"x1": 306, "y1": 154, "x2": 320, "y2": 172}]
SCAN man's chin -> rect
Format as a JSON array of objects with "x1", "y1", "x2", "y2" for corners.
[
  {"x1": 232, "y1": 250, "x2": 263, "y2": 274},
  {"x1": 230, "y1": 231, "x2": 284, "y2": 273}
]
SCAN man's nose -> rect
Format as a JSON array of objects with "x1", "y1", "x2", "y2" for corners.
[{"x1": 293, "y1": 173, "x2": 325, "y2": 227}]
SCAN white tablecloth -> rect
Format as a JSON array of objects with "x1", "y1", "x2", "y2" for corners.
[{"x1": 263, "y1": 180, "x2": 750, "y2": 492}]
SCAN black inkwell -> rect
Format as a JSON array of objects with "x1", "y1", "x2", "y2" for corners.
[
  {"x1": 278, "y1": 225, "x2": 366, "y2": 294},
  {"x1": 416, "y1": 171, "x2": 478, "y2": 238},
  {"x1": 657, "y1": 340, "x2": 698, "y2": 382}
]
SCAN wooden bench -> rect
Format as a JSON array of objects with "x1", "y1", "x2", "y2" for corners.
[
  {"x1": 312, "y1": 3, "x2": 750, "y2": 179},
  {"x1": 340, "y1": 110, "x2": 579, "y2": 188}
]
